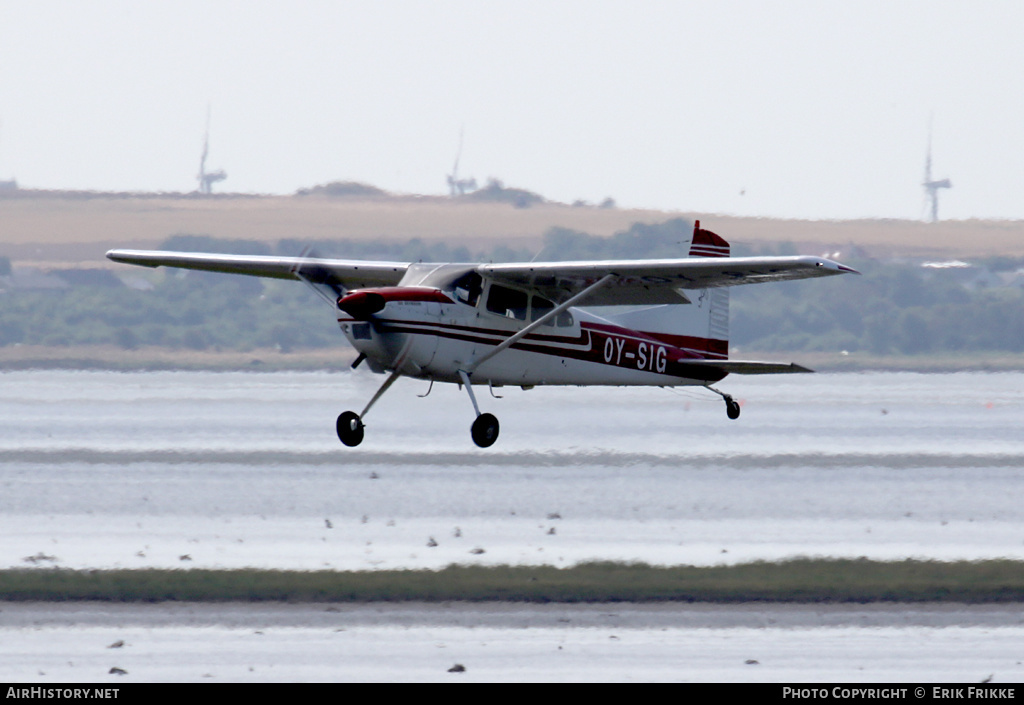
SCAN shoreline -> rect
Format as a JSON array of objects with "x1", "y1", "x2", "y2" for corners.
[{"x1": 1, "y1": 345, "x2": 1021, "y2": 373}]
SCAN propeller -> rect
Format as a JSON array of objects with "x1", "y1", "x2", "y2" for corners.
[
  {"x1": 291, "y1": 248, "x2": 370, "y2": 370},
  {"x1": 291, "y1": 247, "x2": 348, "y2": 308}
]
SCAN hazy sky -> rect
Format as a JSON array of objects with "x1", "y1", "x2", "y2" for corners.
[{"x1": 1, "y1": 0, "x2": 1022, "y2": 220}]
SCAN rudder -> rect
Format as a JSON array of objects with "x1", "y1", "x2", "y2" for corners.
[{"x1": 689, "y1": 220, "x2": 730, "y2": 258}]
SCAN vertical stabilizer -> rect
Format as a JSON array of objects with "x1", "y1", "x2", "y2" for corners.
[
  {"x1": 689, "y1": 220, "x2": 730, "y2": 258},
  {"x1": 598, "y1": 220, "x2": 730, "y2": 360},
  {"x1": 691, "y1": 220, "x2": 730, "y2": 356}
]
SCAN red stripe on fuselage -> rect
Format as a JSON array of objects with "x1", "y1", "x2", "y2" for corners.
[
  {"x1": 341, "y1": 316, "x2": 728, "y2": 378},
  {"x1": 582, "y1": 321, "x2": 727, "y2": 360}
]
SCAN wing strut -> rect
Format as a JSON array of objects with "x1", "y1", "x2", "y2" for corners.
[{"x1": 466, "y1": 273, "x2": 616, "y2": 374}]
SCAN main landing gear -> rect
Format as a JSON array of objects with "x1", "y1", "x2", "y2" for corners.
[
  {"x1": 336, "y1": 411, "x2": 364, "y2": 447},
  {"x1": 335, "y1": 369, "x2": 401, "y2": 447},
  {"x1": 460, "y1": 370, "x2": 499, "y2": 448},
  {"x1": 471, "y1": 413, "x2": 500, "y2": 448},
  {"x1": 335, "y1": 369, "x2": 500, "y2": 448},
  {"x1": 707, "y1": 385, "x2": 741, "y2": 420}
]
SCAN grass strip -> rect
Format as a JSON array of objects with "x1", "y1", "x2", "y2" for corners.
[{"x1": 3, "y1": 559, "x2": 1024, "y2": 603}]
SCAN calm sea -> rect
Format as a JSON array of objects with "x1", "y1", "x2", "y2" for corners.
[
  {"x1": 1, "y1": 369, "x2": 1021, "y2": 570},
  {"x1": 2, "y1": 369, "x2": 1022, "y2": 682}
]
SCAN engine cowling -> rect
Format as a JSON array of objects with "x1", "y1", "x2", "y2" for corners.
[{"x1": 336, "y1": 287, "x2": 454, "y2": 319}]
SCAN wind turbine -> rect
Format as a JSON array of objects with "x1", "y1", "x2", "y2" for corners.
[
  {"x1": 197, "y1": 107, "x2": 227, "y2": 195},
  {"x1": 922, "y1": 122, "x2": 951, "y2": 222},
  {"x1": 0, "y1": 119, "x2": 16, "y2": 191},
  {"x1": 446, "y1": 128, "x2": 477, "y2": 197}
]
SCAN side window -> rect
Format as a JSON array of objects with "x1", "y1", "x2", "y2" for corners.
[
  {"x1": 486, "y1": 284, "x2": 528, "y2": 320},
  {"x1": 452, "y1": 271, "x2": 483, "y2": 307},
  {"x1": 531, "y1": 295, "x2": 574, "y2": 327},
  {"x1": 531, "y1": 295, "x2": 554, "y2": 322}
]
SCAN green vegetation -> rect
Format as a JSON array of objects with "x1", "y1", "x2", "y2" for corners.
[
  {"x1": 3, "y1": 560, "x2": 1024, "y2": 603},
  {"x1": 731, "y1": 260, "x2": 1024, "y2": 354},
  {"x1": 462, "y1": 178, "x2": 545, "y2": 208},
  {"x1": 295, "y1": 181, "x2": 390, "y2": 198},
  {"x1": 0, "y1": 271, "x2": 333, "y2": 351},
  {"x1": 541, "y1": 218, "x2": 693, "y2": 260},
  {"x1": 2, "y1": 219, "x2": 1023, "y2": 365}
]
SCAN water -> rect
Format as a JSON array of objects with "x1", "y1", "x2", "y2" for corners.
[
  {"x1": 1, "y1": 370, "x2": 1022, "y2": 571},
  {"x1": 1, "y1": 369, "x2": 1023, "y2": 682},
  {"x1": 3, "y1": 603, "x2": 1024, "y2": 683}
]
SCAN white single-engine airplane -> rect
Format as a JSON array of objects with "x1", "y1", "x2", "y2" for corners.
[{"x1": 108, "y1": 221, "x2": 857, "y2": 447}]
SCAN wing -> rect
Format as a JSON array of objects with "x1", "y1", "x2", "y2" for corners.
[
  {"x1": 106, "y1": 250, "x2": 408, "y2": 290},
  {"x1": 478, "y1": 256, "x2": 859, "y2": 306}
]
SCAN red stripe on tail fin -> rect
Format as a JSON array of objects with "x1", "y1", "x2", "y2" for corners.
[{"x1": 688, "y1": 220, "x2": 730, "y2": 258}]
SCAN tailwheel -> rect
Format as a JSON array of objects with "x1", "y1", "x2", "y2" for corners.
[
  {"x1": 707, "y1": 384, "x2": 742, "y2": 421},
  {"x1": 336, "y1": 411, "x2": 365, "y2": 447},
  {"x1": 471, "y1": 413, "x2": 500, "y2": 448}
]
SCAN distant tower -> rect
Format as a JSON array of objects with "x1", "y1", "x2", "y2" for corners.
[
  {"x1": 0, "y1": 119, "x2": 16, "y2": 191},
  {"x1": 446, "y1": 128, "x2": 477, "y2": 197},
  {"x1": 922, "y1": 122, "x2": 951, "y2": 222},
  {"x1": 197, "y1": 108, "x2": 227, "y2": 194}
]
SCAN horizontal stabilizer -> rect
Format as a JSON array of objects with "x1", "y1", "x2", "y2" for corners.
[{"x1": 680, "y1": 360, "x2": 813, "y2": 375}]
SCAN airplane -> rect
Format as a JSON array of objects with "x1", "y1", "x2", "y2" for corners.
[{"x1": 107, "y1": 221, "x2": 858, "y2": 448}]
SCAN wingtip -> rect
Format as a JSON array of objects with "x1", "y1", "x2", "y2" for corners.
[
  {"x1": 818, "y1": 259, "x2": 860, "y2": 275},
  {"x1": 106, "y1": 249, "x2": 142, "y2": 264}
]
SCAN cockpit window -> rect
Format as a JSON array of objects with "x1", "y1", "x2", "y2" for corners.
[
  {"x1": 486, "y1": 284, "x2": 528, "y2": 320},
  {"x1": 452, "y1": 271, "x2": 483, "y2": 307}
]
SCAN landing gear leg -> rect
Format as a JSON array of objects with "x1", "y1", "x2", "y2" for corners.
[
  {"x1": 336, "y1": 369, "x2": 402, "y2": 446},
  {"x1": 459, "y1": 370, "x2": 500, "y2": 448},
  {"x1": 707, "y1": 385, "x2": 741, "y2": 420}
]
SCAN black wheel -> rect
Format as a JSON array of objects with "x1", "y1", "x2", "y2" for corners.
[
  {"x1": 726, "y1": 398, "x2": 741, "y2": 420},
  {"x1": 471, "y1": 413, "x2": 500, "y2": 448},
  {"x1": 336, "y1": 411, "x2": 364, "y2": 447}
]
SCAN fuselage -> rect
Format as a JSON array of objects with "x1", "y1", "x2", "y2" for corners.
[{"x1": 338, "y1": 277, "x2": 728, "y2": 388}]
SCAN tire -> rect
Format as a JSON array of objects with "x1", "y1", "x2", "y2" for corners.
[
  {"x1": 336, "y1": 411, "x2": 365, "y2": 446},
  {"x1": 471, "y1": 413, "x2": 500, "y2": 448},
  {"x1": 726, "y1": 399, "x2": 741, "y2": 420}
]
